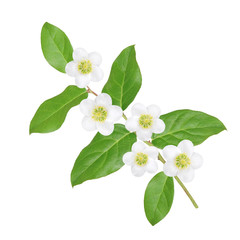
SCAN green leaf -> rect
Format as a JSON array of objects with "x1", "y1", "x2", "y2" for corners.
[
  {"x1": 152, "y1": 109, "x2": 226, "y2": 149},
  {"x1": 41, "y1": 22, "x2": 73, "y2": 73},
  {"x1": 71, "y1": 124, "x2": 136, "y2": 186},
  {"x1": 30, "y1": 86, "x2": 88, "y2": 134},
  {"x1": 102, "y1": 45, "x2": 142, "y2": 110},
  {"x1": 144, "y1": 172, "x2": 174, "y2": 226}
]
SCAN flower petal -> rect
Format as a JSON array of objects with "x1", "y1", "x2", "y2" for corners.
[
  {"x1": 125, "y1": 117, "x2": 139, "y2": 132},
  {"x1": 95, "y1": 93, "x2": 112, "y2": 106},
  {"x1": 131, "y1": 164, "x2": 146, "y2": 177},
  {"x1": 91, "y1": 66, "x2": 104, "y2": 82},
  {"x1": 73, "y1": 48, "x2": 88, "y2": 61},
  {"x1": 136, "y1": 129, "x2": 152, "y2": 141},
  {"x1": 82, "y1": 116, "x2": 96, "y2": 131},
  {"x1": 65, "y1": 61, "x2": 78, "y2": 77},
  {"x1": 88, "y1": 52, "x2": 102, "y2": 66},
  {"x1": 178, "y1": 140, "x2": 194, "y2": 157},
  {"x1": 123, "y1": 152, "x2": 135, "y2": 165},
  {"x1": 191, "y1": 153, "x2": 203, "y2": 169},
  {"x1": 146, "y1": 159, "x2": 158, "y2": 173},
  {"x1": 79, "y1": 99, "x2": 95, "y2": 116},
  {"x1": 97, "y1": 121, "x2": 114, "y2": 136},
  {"x1": 107, "y1": 105, "x2": 123, "y2": 122},
  {"x1": 132, "y1": 141, "x2": 146, "y2": 153},
  {"x1": 162, "y1": 145, "x2": 181, "y2": 161},
  {"x1": 178, "y1": 167, "x2": 195, "y2": 182},
  {"x1": 152, "y1": 119, "x2": 165, "y2": 134},
  {"x1": 144, "y1": 146, "x2": 158, "y2": 159},
  {"x1": 131, "y1": 103, "x2": 147, "y2": 116},
  {"x1": 163, "y1": 162, "x2": 178, "y2": 177},
  {"x1": 147, "y1": 104, "x2": 161, "y2": 118},
  {"x1": 75, "y1": 74, "x2": 91, "y2": 88}
]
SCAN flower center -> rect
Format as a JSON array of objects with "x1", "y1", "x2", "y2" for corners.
[
  {"x1": 175, "y1": 153, "x2": 191, "y2": 169},
  {"x1": 139, "y1": 114, "x2": 153, "y2": 129},
  {"x1": 92, "y1": 106, "x2": 108, "y2": 122},
  {"x1": 135, "y1": 152, "x2": 148, "y2": 166},
  {"x1": 78, "y1": 60, "x2": 92, "y2": 74}
]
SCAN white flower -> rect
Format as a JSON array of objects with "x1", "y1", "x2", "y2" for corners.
[
  {"x1": 79, "y1": 93, "x2": 122, "y2": 136},
  {"x1": 163, "y1": 140, "x2": 203, "y2": 182},
  {"x1": 123, "y1": 142, "x2": 158, "y2": 177},
  {"x1": 65, "y1": 48, "x2": 104, "y2": 88},
  {"x1": 125, "y1": 103, "x2": 165, "y2": 141}
]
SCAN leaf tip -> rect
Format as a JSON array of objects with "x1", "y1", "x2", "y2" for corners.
[
  {"x1": 129, "y1": 44, "x2": 136, "y2": 50},
  {"x1": 148, "y1": 219, "x2": 157, "y2": 226},
  {"x1": 29, "y1": 123, "x2": 33, "y2": 135},
  {"x1": 70, "y1": 173, "x2": 77, "y2": 188},
  {"x1": 218, "y1": 119, "x2": 227, "y2": 132},
  {"x1": 42, "y1": 22, "x2": 50, "y2": 30}
]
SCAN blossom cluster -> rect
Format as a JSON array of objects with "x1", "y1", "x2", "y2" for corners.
[{"x1": 66, "y1": 48, "x2": 203, "y2": 182}]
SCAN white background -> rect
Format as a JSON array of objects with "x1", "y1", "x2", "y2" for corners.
[{"x1": 1, "y1": 0, "x2": 239, "y2": 239}]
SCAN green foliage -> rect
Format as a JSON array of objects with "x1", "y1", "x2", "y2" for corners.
[
  {"x1": 31, "y1": 23, "x2": 227, "y2": 225},
  {"x1": 152, "y1": 109, "x2": 226, "y2": 149},
  {"x1": 30, "y1": 86, "x2": 88, "y2": 134},
  {"x1": 41, "y1": 22, "x2": 73, "y2": 73},
  {"x1": 71, "y1": 124, "x2": 136, "y2": 186},
  {"x1": 144, "y1": 172, "x2": 174, "y2": 225},
  {"x1": 102, "y1": 45, "x2": 142, "y2": 110}
]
